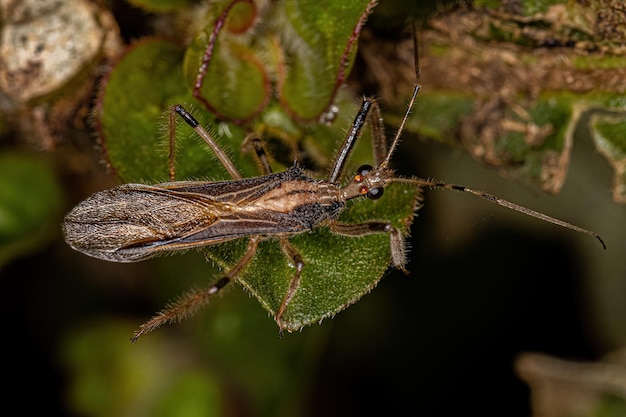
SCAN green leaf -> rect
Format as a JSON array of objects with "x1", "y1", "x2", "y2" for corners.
[
  {"x1": 238, "y1": 183, "x2": 418, "y2": 331},
  {"x1": 404, "y1": 91, "x2": 475, "y2": 144},
  {"x1": 99, "y1": 40, "x2": 186, "y2": 182},
  {"x1": 60, "y1": 289, "x2": 328, "y2": 416},
  {"x1": 182, "y1": 0, "x2": 376, "y2": 122},
  {"x1": 279, "y1": 0, "x2": 375, "y2": 120},
  {"x1": 183, "y1": 4, "x2": 270, "y2": 122}
]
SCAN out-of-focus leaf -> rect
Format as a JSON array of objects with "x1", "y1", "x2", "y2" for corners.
[
  {"x1": 183, "y1": 0, "x2": 376, "y2": 122},
  {"x1": 183, "y1": 0, "x2": 269, "y2": 121},
  {"x1": 60, "y1": 276, "x2": 329, "y2": 416},
  {"x1": 589, "y1": 113, "x2": 626, "y2": 203},
  {"x1": 60, "y1": 321, "x2": 223, "y2": 417},
  {"x1": 126, "y1": 0, "x2": 191, "y2": 13},
  {"x1": 516, "y1": 350, "x2": 626, "y2": 417},
  {"x1": 279, "y1": 0, "x2": 375, "y2": 120},
  {"x1": 403, "y1": 92, "x2": 475, "y2": 143},
  {"x1": 391, "y1": 2, "x2": 626, "y2": 199},
  {"x1": 0, "y1": 152, "x2": 63, "y2": 268}
]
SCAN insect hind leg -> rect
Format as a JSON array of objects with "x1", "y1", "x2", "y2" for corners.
[{"x1": 131, "y1": 236, "x2": 261, "y2": 342}]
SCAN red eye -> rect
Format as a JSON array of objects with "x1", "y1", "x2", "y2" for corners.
[{"x1": 359, "y1": 185, "x2": 369, "y2": 195}]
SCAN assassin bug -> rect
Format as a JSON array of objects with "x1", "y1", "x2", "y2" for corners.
[{"x1": 63, "y1": 33, "x2": 604, "y2": 342}]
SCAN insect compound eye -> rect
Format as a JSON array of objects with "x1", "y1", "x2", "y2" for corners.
[
  {"x1": 354, "y1": 164, "x2": 373, "y2": 184},
  {"x1": 356, "y1": 164, "x2": 373, "y2": 176},
  {"x1": 367, "y1": 187, "x2": 384, "y2": 200}
]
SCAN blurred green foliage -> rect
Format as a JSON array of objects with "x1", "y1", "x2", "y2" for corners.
[{"x1": 0, "y1": 152, "x2": 63, "y2": 268}]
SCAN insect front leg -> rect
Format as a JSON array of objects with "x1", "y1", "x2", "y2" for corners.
[
  {"x1": 131, "y1": 236, "x2": 261, "y2": 342},
  {"x1": 328, "y1": 95, "x2": 391, "y2": 183},
  {"x1": 329, "y1": 221, "x2": 408, "y2": 273}
]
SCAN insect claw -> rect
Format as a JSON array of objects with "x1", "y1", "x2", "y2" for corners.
[{"x1": 130, "y1": 326, "x2": 149, "y2": 343}]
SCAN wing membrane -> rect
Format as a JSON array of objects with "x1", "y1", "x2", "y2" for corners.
[
  {"x1": 62, "y1": 176, "x2": 311, "y2": 262},
  {"x1": 64, "y1": 184, "x2": 228, "y2": 262}
]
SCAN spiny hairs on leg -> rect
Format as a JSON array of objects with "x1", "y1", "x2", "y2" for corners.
[
  {"x1": 131, "y1": 276, "x2": 230, "y2": 342},
  {"x1": 388, "y1": 226, "x2": 409, "y2": 273},
  {"x1": 131, "y1": 237, "x2": 261, "y2": 342}
]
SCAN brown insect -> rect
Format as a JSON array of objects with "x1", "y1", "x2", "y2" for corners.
[{"x1": 63, "y1": 36, "x2": 604, "y2": 341}]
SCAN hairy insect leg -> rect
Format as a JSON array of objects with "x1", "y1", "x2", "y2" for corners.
[
  {"x1": 242, "y1": 133, "x2": 273, "y2": 175},
  {"x1": 275, "y1": 238, "x2": 305, "y2": 332},
  {"x1": 327, "y1": 93, "x2": 409, "y2": 182},
  {"x1": 330, "y1": 221, "x2": 408, "y2": 272},
  {"x1": 171, "y1": 105, "x2": 243, "y2": 180},
  {"x1": 328, "y1": 97, "x2": 374, "y2": 183},
  {"x1": 131, "y1": 236, "x2": 261, "y2": 342}
]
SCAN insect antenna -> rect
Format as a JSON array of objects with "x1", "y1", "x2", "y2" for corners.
[
  {"x1": 381, "y1": 25, "x2": 605, "y2": 248},
  {"x1": 379, "y1": 26, "x2": 421, "y2": 170},
  {"x1": 393, "y1": 177, "x2": 606, "y2": 249}
]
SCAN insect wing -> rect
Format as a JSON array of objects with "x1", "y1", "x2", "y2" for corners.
[{"x1": 63, "y1": 183, "x2": 227, "y2": 262}]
